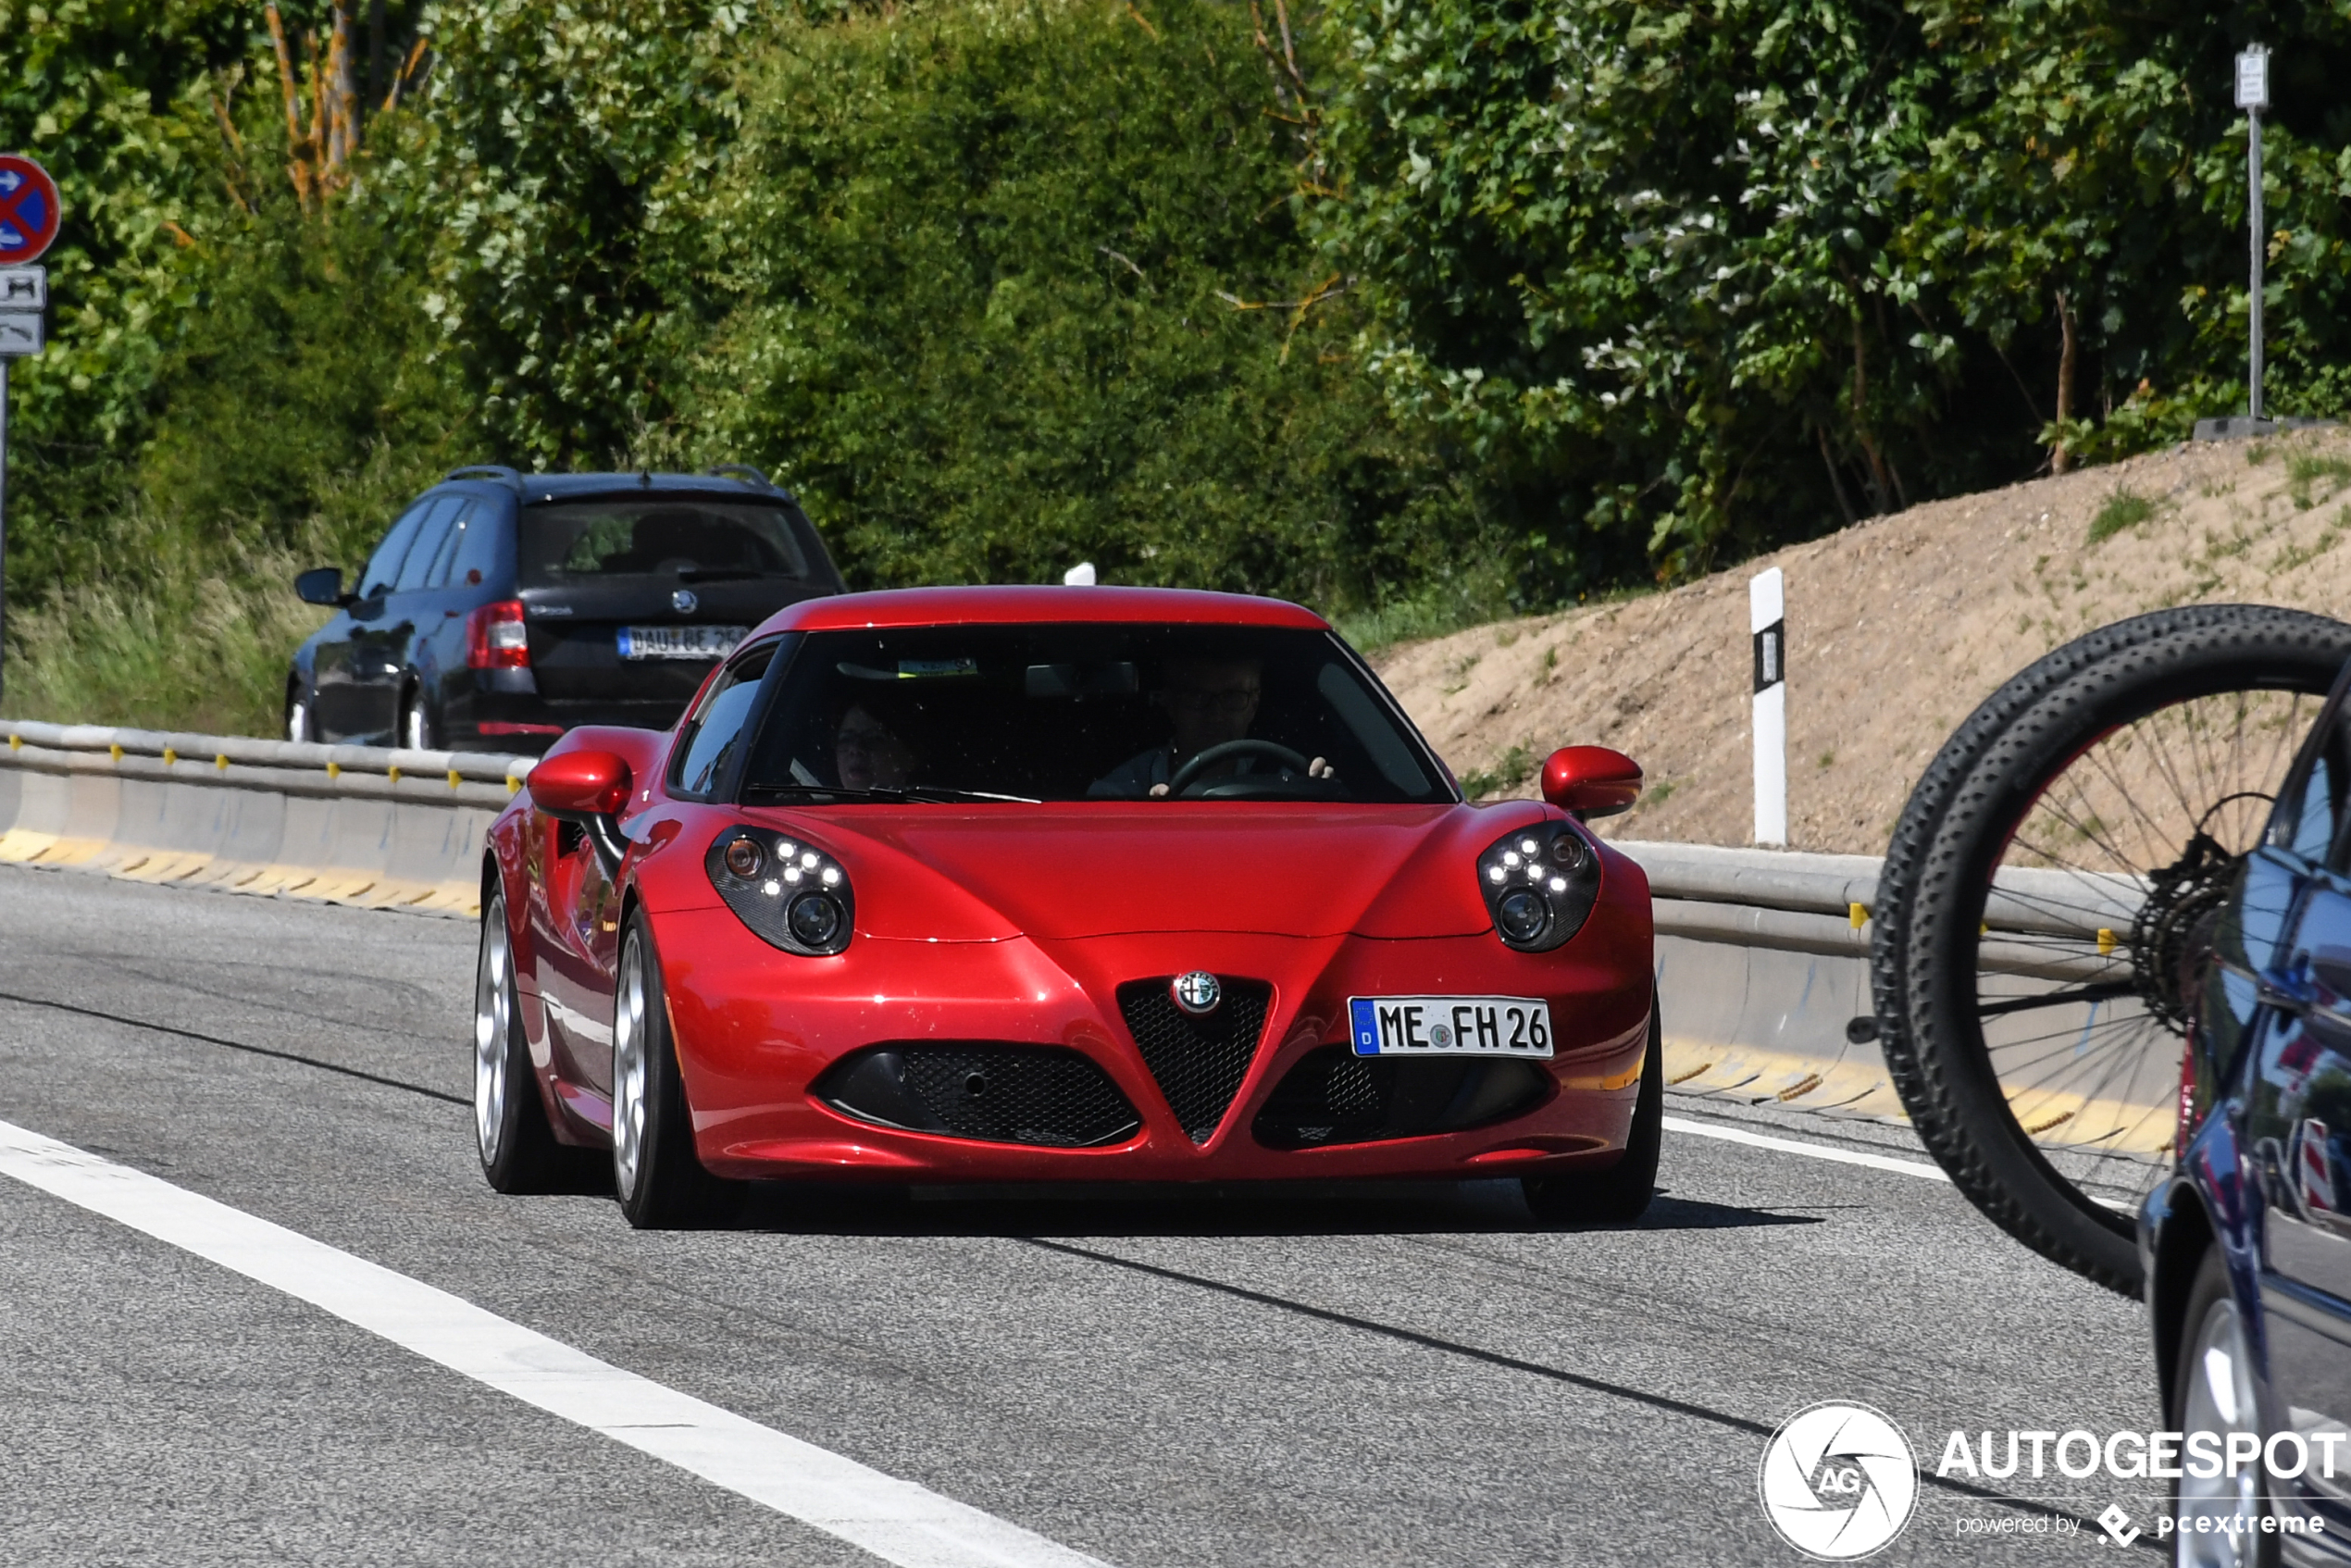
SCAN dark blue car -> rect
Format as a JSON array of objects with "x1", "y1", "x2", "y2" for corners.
[
  {"x1": 287, "y1": 467, "x2": 846, "y2": 750},
  {"x1": 2146, "y1": 667, "x2": 2351, "y2": 1563}
]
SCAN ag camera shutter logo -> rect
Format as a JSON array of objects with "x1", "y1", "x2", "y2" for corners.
[{"x1": 1759, "y1": 1401, "x2": 1919, "y2": 1559}]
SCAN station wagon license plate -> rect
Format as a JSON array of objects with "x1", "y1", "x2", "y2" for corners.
[
  {"x1": 617, "y1": 625, "x2": 749, "y2": 661},
  {"x1": 1348, "y1": 996, "x2": 1554, "y2": 1058}
]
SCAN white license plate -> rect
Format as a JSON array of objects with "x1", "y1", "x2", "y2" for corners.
[
  {"x1": 617, "y1": 625, "x2": 748, "y2": 661},
  {"x1": 1348, "y1": 996, "x2": 1554, "y2": 1058}
]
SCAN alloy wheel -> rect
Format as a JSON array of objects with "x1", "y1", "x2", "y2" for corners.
[
  {"x1": 474, "y1": 910, "x2": 512, "y2": 1164},
  {"x1": 612, "y1": 937, "x2": 650, "y2": 1197},
  {"x1": 2175, "y1": 1288, "x2": 2269, "y2": 1565}
]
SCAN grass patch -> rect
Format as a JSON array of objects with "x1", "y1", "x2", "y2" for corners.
[
  {"x1": 1331, "y1": 564, "x2": 1524, "y2": 656},
  {"x1": 2087, "y1": 489, "x2": 2159, "y2": 544},
  {"x1": 2273, "y1": 506, "x2": 2351, "y2": 574},
  {"x1": 1462, "y1": 743, "x2": 1537, "y2": 800},
  {"x1": 4, "y1": 528, "x2": 330, "y2": 734},
  {"x1": 2287, "y1": 453, "x2": 2351, "y2": 510}
]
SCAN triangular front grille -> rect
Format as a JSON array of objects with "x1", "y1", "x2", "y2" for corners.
[{"x1": 1115, "y1": 977, "x2": 1271, "y2": 1143}]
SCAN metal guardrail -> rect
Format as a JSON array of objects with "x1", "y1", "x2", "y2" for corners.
[{"x1": 1, "y1": 717, "x2": 539, "y2": 916}]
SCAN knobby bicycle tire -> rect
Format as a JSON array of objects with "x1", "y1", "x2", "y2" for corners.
[{"x1": 1871, "y1": 604, "x2": 2351, "y2": 1293}]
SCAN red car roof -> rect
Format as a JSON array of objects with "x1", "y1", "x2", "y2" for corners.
[{"x1": 752, "y1": 585, "x2": 1331, "y2": 638}]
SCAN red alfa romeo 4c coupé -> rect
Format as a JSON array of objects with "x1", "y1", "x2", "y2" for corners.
[{"x1": 474, "y1": 586, "x2": 1661, "y2": 1227}]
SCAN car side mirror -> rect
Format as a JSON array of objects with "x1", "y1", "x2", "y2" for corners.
[
  {"x1": 530, "y1": 749, "x2": 632, "y2": 817},
  {"x1": 295, "y1": 566, "x2": 355, "y2": 607},
  {"x1": 529, "y1": 749, "x2": 632, "y2": 873},
  {"x1": 1540, "y1": 746, "x2": 1642, "y2": 820}
]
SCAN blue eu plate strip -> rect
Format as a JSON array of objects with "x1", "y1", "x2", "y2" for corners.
[{"x1": 1350, "y1": 998, "x2": 1379, "y2": 1056}]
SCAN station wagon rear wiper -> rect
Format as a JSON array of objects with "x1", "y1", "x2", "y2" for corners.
[{"x1": 748, "y1": 784, "x2": 1041, "y2": 804}]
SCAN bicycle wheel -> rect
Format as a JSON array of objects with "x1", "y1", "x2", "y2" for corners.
[{"x1": 1872, "y1": 604, "x2": 2351, "y2": 1292}]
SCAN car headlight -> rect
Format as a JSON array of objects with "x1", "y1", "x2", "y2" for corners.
[
  {"x1": 1477, "y1": 821, "x2": 1602, "y2": 952},
  {"x1": 706, "y1": 827, "x2": 855, "y2": 956}
]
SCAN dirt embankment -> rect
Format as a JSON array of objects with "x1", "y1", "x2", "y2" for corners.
[{"x1": 1371, "y1": 426, "x2": 2351, "y2": 855}]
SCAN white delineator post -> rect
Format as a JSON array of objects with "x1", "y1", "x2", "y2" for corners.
[{"x1": 1751, "y1": 566, "x2": 1786, "y2": 847}]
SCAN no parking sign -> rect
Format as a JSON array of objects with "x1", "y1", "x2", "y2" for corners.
[{"x1": 0, "y1": 155, "x2": 59, "y2": 264}]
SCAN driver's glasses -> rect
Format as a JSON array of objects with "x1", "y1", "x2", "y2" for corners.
[{"x1": 1167, "y1": 687, "x2": 1258, "y2": 716}]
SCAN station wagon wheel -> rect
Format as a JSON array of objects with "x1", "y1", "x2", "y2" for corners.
[
  {"x1": 401, "y1": 688, "x2": 437, "y2": 752},
  {"x1": 286, "y1": 681, "x2": 312, "y2": 744},
  {"x1": 1873, "y1": 605, "x2": 2351, "y2": 1292}
]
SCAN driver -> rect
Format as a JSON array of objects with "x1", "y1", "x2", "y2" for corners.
[
  {"x1": 1090, "y1": 657, "x2": 1331, "y2": 798},
  {"x1": 834, "y1": 701, "x2": 918, "y2": 790}
]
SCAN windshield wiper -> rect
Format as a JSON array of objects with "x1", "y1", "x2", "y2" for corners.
[{"x1": 748, "y1": 784, "x2": 1041, "y2": 804}]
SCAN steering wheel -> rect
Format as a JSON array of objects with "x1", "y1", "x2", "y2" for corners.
[{"x1": 1167, "y1": 740, "x2": 1312, "y2": 797}]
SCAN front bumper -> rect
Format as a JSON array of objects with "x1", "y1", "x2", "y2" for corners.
[{"x1": 656, "y1": 907, "x2": 1653, "y2": 1183}]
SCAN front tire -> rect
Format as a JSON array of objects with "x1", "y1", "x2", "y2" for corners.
[
  {"x1": 401, "y1": 685, "x2": 439, "y2": 752},
  {"x1": 2171, "y1": 1246, "x2": 2279, "y2": 1567},
  {"x1": 1524, "y1": 1001, "x2": 1661, "y2": 1225},
  {"x1": 286, "y1": 679, "x2": 314, "y2": 744},
  {"x1": 476, "y1": 892, "x2": 566, "y2": 1192},
  {"x1": 612, "y1": 913, "x2": 736, "y2": 1228}
]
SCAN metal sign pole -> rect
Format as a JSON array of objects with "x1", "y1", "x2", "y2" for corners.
[
  {"x1": 2249, "y1": 104, "x2": 2264, "y2": 420},
  {"x1": 0, "y1": 357, "x2": 8, "y2": 704},
  {"x1": 2237, "y1": 46, "x2": 2270, "y2": 423},
  {"x1": 0, "y1": 151, "x2": 65, "y2": 705}
]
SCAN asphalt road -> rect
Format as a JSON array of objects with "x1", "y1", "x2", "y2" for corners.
[{"x1": 0, "y1": 863, "x2": 2163, "y2": 1566}]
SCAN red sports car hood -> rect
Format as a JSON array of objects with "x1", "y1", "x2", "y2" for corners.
[{"x1": 766, "y1": 803, "x2": 1548, "y2": 940}]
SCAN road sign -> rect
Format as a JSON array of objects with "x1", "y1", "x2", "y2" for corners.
[
  {"x1": 0, "y1": 155, "x2": 60, "y2": 265},
  {"x1": 2235, "y1": 45, "x2": 2270, "y2": 110},
  {"x1": 0, "y1": 313, "x2": 39, "y2": 357},
  {"x1": 0, "y1": 266, "x2": 43, "y2": 312}
]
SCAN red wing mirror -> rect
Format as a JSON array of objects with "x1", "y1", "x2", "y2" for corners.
[
  {"x1": 529, "y1": 750, "x2": 632, "y2": 818},
  {"x1": 1540, "y1": 746, "x2": 1642, "y2": 819}
]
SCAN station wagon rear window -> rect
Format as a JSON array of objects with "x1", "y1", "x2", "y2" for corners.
[{"x1": 517, "y1": 499, "x2": 811, "y2": 589}]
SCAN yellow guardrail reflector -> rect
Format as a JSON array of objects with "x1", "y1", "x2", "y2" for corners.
[
  {"x1": 109, "y1": 743, "x2": 124, "y2": 762},
  {"x1": 326, "y1": 761, "x2": 341, "y2": 779},
  {"x1": 1849, "y1": 902, "x2": 1868, "y2": 928},
  {"x1": 388, "y1": 765, "x2": 403, "y2": 783},
  {"x1": 215, "y1": 753, "x2": 230, "y2": 770},
  {"x1": 162, "y1": 747, "x2": 178, "y2": 765},
  {"x1": 2096, "y1": 927, "x2": 2118, "y2": 956},
  {"x1": 447, "y1": 769, "x2": 463, "y2": 789},
  {"x1": 506, "y1": 776, "x2": 521, "y2": 795}
]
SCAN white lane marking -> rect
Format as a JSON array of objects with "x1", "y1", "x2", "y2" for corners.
[
  {"x1": 0, "y1": 1117, "x2": 1109, "y2": 1568},
  {"x1": 1661, "y1": 1114, "x2": 1952, "y2": 1183}
]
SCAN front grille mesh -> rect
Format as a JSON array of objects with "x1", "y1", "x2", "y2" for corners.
[
  {"x1": 1116, "y1": 977, "x2": 1271, "y2": 1143},
  {"x1": 815, "y1": 1045, "x2": 1140, "y2": 1148}
]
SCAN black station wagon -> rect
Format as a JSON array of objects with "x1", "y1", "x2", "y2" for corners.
[{"x1": 287, "y1": 467, "x2": 846, "y2": 750}]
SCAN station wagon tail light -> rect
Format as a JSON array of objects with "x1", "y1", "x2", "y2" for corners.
[
  {"x1": 466, "y1": 600, "x2": 530, "y2": 669},
  {"x1": 706, "y1": 827, "x2": 855, "y2": 957},
  {"x1": 1477, "y1": 822, "x2": 1602, "y2": 952}
]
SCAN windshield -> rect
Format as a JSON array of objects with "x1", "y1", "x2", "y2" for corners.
[
  {"x1": 517, "y1": 498, "x2": 809, "y2": 588},
  {"x1": 739, "y1": 625, "x2": 1450, "y2": 804}
]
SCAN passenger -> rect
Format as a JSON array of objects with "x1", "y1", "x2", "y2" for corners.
[
  {"x1": 1091, "y1": 657, "x2": 1331, "y2": 797},
  {"x1": 834, "y1": 701, "x2": 918, "y2": 791}
]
